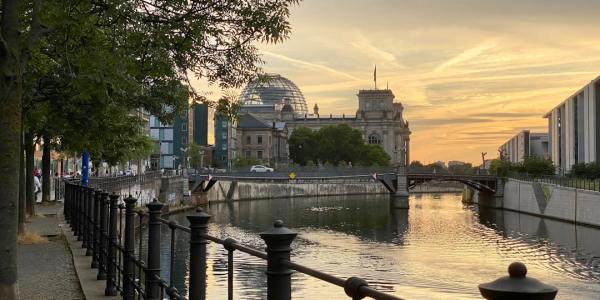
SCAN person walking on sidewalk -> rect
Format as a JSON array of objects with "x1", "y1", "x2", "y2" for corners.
[{"x1": 34, "y1": 172, "x2": 42, "y2": 203}]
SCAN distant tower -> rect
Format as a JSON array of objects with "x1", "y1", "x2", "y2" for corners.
[{"x1": 313, "y1": 103, "x2": 319, "y2": 116}]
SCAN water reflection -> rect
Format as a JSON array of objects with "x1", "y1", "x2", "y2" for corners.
[{"x1": 158, "y1": 193, "x2": 600, "y2": 299}]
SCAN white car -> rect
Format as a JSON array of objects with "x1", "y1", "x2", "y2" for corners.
[{"x1": 250, "y1": 165, "x2": 274, "y2": 173}]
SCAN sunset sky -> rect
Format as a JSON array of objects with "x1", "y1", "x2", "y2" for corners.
[{"x1": 195, "y1": 0, "x2": 600, "y2": 165}]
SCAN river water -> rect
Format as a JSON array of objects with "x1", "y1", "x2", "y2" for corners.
[{"x1": 158, "y1": 193, "x2": 600, "y2": 299}]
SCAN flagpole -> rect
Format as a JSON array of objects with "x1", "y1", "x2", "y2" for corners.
[{"x1": 374, "y1": 65, "x2": 377, "y2": 90}]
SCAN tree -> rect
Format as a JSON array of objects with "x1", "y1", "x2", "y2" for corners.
[
  {"x1": 188, "y1": 144, "x2": 203, "y2": 170},
  {"x1": 288, "y1": 127, "x2": 317, "y2": 165},
  {"x1": 288, "y1": 124, "x2": 390, "y2": 166},
  {"x1": 1, "y1": 0, "x2": 300, "y2": 298},
  {"x1": 361, "y1": 144, "x2": 391, "y2": 166},
  {"x1": 448, "y1": 162, "x2": 476, "y2": 175},
  {"x1": 409, "y1": 160, "x2": 424, "y2": 168},
  {"x1": 517, "y1": 156, "x2": 554, "y2": 176}
]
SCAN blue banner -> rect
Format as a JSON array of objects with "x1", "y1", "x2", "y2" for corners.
[{"x1": 82, "y1": 150, "x2": 89, "y2": 186}]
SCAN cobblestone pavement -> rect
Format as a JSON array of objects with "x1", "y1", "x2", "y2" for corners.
[{"x1": 18, "y1": 202, "x2": 84, "y2": 300}]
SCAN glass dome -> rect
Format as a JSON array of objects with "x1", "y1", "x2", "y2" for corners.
[{"x1": 239, "y1": 74, "x2": 308, "y2": 115}]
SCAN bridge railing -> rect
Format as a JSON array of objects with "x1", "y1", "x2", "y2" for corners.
[
  {"x1": 62, "y1": 181, "x2": 405, "y2": 300},
  {"x1": 509, "y1": 173, "x2": 600, "y2": 192}
]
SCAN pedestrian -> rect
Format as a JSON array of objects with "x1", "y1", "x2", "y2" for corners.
[{"x1": 34, "y1": 173, "x2": 42, "y2": 203}]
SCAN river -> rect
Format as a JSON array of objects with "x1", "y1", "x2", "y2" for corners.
[{"x1": 155, "y1": 193, "x2": 600, "y2": 299}]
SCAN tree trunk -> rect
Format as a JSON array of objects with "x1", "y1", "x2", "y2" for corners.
[
  {"x1": 18, "y1": 126, "x2": 25, "y2": 234},
  {"x1": 25, "y1": 132, "x2": 35, "y2": 216},
  {"x1": 42, "y1": 140, "x2": 51, "y2": 202},
  {"x1": 0, "y1": 0, "x2": 22, "y2": 295}
]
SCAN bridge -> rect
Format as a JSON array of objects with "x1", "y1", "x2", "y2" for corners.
[{"x1": 189, "y1": 169, "x2": 500, "y2": 199}]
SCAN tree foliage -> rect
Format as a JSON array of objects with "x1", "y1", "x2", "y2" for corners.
[
  {"x1": 1, "y1": 0, "x2": 301, "y2": 298},
  {"x1": 289, "y1": 125, "x2": 390, "y2": 166},
  {"x1": 569, "y1": 162, "x2": 600, "y2": 179},
  {"x1": 188, "y1": 143, "x2": 204, "y2": 169},
  {"x1": 490, "y1": 155, "x2": 555, "y2": 177}
]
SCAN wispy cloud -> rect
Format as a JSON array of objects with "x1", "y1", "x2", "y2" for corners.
[
  {"x1": 261, "y1": 50, "x2": 361, "y2": 81},
  {"x1": 433, "y1": 39, "x2": 499, "y2": 73},
  {"x1": 192, "y1": 0, "x2": 600, "y2": 163}
]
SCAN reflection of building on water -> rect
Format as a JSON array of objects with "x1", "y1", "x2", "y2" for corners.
[{"x1": 476, "y1": 206, "x2": 600, "y2": 280}]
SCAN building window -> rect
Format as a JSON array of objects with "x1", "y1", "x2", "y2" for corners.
[
  {"x1": 221, "y1": 144, "x2": 226, "y2": 150},
  {"x1": 257, "y1": 151, "x2": 263, "y2": 159},
  {"x1": 368, "y1": 133, "x2": 382, "y2": 145},
  {"x1": 222, "y1": 132, "x2": 227, "y2": 139},
  {"x1": 222, "y1": 122, "x2": 227, "y2": 128},
  {"x1": 257, "y1": 136, "x2": 263, "y2": 145},
  {"x1": 181, "y1": 136, "x2": 187, "y2": 145},
  {"x1": 246, "y1": 136, "x2": 251, "y2": 145},
  {"x1": 181, "y1": 123, "x2": 187, "y2": 131},
  {"x1": 245, "y1": 150, "x2": 251, "y2": 159}
]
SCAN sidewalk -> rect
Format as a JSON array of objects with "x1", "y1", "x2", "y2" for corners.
[{"x1": 18, "y1": 202, "x2": 84, "y2": 300}]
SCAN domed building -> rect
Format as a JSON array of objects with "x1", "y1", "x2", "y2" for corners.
[
  {"x1": 239, "y1": 74, "x2": 308, "y2": 115},
  {"x1": 215, "y1": 73, "x2": 411, "y2": 167}
]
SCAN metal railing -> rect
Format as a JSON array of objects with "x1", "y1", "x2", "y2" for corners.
[
  {"x1": 509, "y1": 173, "x2": 600, "y2": 192},
  {"x1": 63, "y1": 181, "x2": 405, "y2": 299},
  {"x1": 87, "y1": 171, "x2": 162, "y2": 193}
]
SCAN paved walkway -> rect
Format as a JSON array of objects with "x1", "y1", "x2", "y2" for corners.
[
  {"x1": 18, "y1": 201, "x2": 119, "y2": 300},
  {"x1": 18, "y1": 202, "x2": 84, "y2": 300}
]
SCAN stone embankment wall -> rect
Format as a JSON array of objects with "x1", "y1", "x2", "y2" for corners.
[
  {"x1": 499, "y1": 178, "x2": 600, "y2": 227},
  {"x1": 203, "y1": 181, "x2": 389, "y2": 202}
]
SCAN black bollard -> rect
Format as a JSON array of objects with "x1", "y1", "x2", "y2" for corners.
[
  {"x1": 187, "y1": 209, "x2": 211, "y2": 300},
  {"x1": 260, "y1": 220, "x2": 297, "y2": 300},
  {"x1": 91, "y1": 189, "x2": 102, "y2": 268},
  {"x1": 97, "y1": 191, "x2": 109, "y2": 280},
  {"x1": 86, "y1": 187, "x2": 94, "y2": 256},
  {"x1": 479, "y1": 262, "x2": 558, "y2": 300},
  {"x1": 122, "y1": 195, "x2": 137, "y2": 300},
  {"x1": 145, "y1": 199, "x2": 164, "y2": 300},
  {"x1": 105, "y1": 193, "x2": 119, "y2": 296}
]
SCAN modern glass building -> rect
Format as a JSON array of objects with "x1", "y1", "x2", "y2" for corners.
[
  {"x1": 214, "y1": 113, "x2": 236, "y2": 168},
  {"x1": 239, "y1": 74, "x2": 308, "y2": 115},
  {"x1": 173, "y1": 109, "x2": 189, "y2": 169},
  {"x1": 499, "y1": 130, "x2": 549, "y2": 163},
  {"x1": 149, "y1": 115, "x2": 174, "y2": 169},
  {"x1": 544, "y1": 76, "x2": 600, "y2": 174},
  {"x1": 192, "y1": 103, "x2": 208, "y2": 145}
]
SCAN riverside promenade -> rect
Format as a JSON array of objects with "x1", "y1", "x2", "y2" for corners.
[{"x1": 17, "y1": 201, "x2": 118, "y2": 300}]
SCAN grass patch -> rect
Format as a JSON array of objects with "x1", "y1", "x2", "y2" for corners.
[{"x1": 18, "y1": 232, "x2": 49, "y2": 245}]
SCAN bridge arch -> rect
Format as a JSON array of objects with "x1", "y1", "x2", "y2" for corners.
[{"x1": 407, "y1": 174, "x2": 497, "y2": 194}]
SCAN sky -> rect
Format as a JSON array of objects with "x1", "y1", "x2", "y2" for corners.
[{"x1": 194, "y1": 0, "x2": 600, "y2": 165}]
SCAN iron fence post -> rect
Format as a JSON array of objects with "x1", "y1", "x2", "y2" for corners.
[
  {"x1": 86, "y1": 187, "x2": 94, "y2": 256},
  {"x1": 260, "y1": 220, "x2": 298, "y2": 300},
  {"x1": 187, "y1": 209, "x2": 211, "y2": 300},
  {"x1": 145, "y1": 199, "x2": 164, "y2": 300},
  {"x1": 91, "y1": 189, "x2": 101, "y2": 268},
  {"x1": 97, "y1": 191, "x2": 109, "y2": 280},
  {"x1": 77, "y1": 185, "x2": 83, "y2": 240},
  {"x1": 122, "y1": 195, "x2": 137, "y2": 300},
  {"x1": 82, "y1": 185, "x2": 89, "y2": 248},
  {"x1": 105, "y1": 193, "x2": 119, "y2": 296},
  {"x1": 64, "y1": 182, "x2": 70, "y2": 222}
]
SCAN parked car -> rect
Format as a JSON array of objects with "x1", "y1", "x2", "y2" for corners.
[{"x1": 250, "y1": 165, "x2": 274, "y2": 173}]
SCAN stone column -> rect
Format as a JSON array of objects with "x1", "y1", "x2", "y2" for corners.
[{"x1": 392, "y1": 146, "x2": 409, "y2": 209}]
